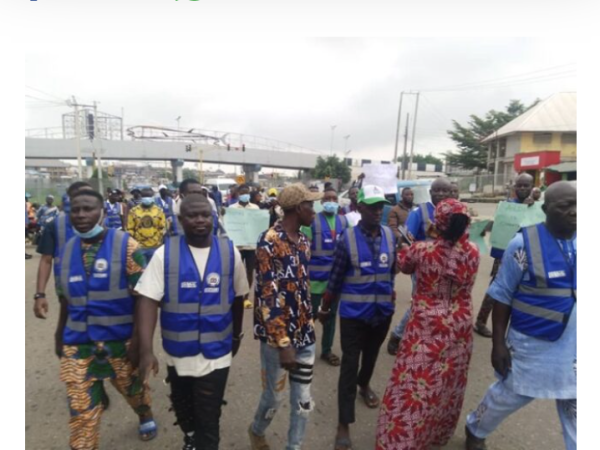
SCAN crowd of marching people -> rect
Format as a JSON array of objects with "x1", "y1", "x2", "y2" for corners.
[{"x1": 26, "y1": 175, "x2": 576, "y2": 450}]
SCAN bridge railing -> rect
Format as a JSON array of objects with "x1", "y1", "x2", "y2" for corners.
[{"x1": 26, "y1": 125, "x2": 326, "y2": 156}]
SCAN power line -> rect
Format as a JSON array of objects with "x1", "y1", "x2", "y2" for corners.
[
  {"x1": 25, "y1": 85, "x2": 67, "y2": 102},
  {"x1": 25, "y1": 94, "x2": 65, "y2": 105},
  {"x1": 419, "y1": 63, "x2": 576, "y2": 92}
]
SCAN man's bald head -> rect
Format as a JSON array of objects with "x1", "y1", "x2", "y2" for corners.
[
  {"x1": 514, "y1": 173, "x2": 534, "y2": 202},
  {"x1": 180, "y1": 193, "x2": 211, "y2": 215},
  {"x1": 544, "y1": 181, "x2": 576, "y2": 206},
  {"x1": 543, "y1": 181, "x2": 576, "y2": 237},
  {"x1": 430, "y1": 178, "x2": 452, "y2": 206}
]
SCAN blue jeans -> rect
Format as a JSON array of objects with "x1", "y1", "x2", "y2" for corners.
[
  {"x1": 251, "y1": 342, "x2": 316, "y2": 450},
  {"x1": 391, "y1": 307, "x2": 411, "y2": 339},
  {"x1": 466, "y1": 381, "x2": 576, "y2": 450}
]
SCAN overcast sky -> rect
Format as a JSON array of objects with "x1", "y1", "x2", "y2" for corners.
[{"x1": 25, "y1": 38, "x2": 576, "y2": 165}]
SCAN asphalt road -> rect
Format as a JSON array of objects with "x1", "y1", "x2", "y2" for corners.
[{"x1": 25, "y1": 203, "x2": 564, "y2": 450}]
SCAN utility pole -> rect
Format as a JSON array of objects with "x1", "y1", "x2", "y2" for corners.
[
  {"x1": 407, "y1": 92, "x2": 420, "y2": 180},
  {"x1": 401, "y1": 113, "x2": 410, "y2": 180},
  {"x1": 72, "y1": 96, "x2": 83, "y2": 180},
  {"x1": 330, "y1": 125, "x2": 337, "y2": 157},
  {"x1": 393, "y1": 91, "x2": 404, "y2": 177},
  {"x1": 198, "y1": 145, "x2": 204, "y2": 184},
  {"x1": 343, "y1": 135, "x2": 351, "y2": 154},
  {"x1": 93, "y1": 101, "x2": 104, "y2": 194}
]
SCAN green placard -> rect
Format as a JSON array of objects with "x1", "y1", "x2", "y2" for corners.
[
  {"x1": 223, "y1": 208, "x2": 270, "y2": 248},
  {"x1": 490, "y1": 201, "x2": 546, "y2": 250},
  {"x1": 469, "y1": 220, "x2": 490, "y2": 255}
]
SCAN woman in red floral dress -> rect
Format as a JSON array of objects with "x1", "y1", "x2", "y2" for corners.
[{"x1": 376, "y1": 198, "x2": 480, "y2": 450}]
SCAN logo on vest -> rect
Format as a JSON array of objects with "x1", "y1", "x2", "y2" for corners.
[
  {"x1": 181, "y1": 281, "x2": 198, "y2": 289},
  {"x1": 204, "y1": 273, "x2": 221, "y2": 293},
  {"x1": 69, "y1": 275, "x2": 83, "y2": 283},
  {"x1": 548, "y1": 270, "x2": 566, "y2": 279},
  {"x1": 379, "y1": 253, "x2": 389, "y2": 265},
  {"x1": 94, "y1": 258, "x2": 109, "y2": 273}
]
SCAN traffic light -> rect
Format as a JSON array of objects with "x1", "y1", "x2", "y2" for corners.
[
  {"x1": 86, "y1": 113, "x2": 95, "y2": 139},
  {"x1": 185, "y1": 144, "x2": 192, "y2": 152},
  {"x1": 242, "y1": 144, "x2": 246, "y2": 152}
]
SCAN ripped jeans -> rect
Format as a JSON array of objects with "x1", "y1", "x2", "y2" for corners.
[{"x1": 251, "y1": 342, "x2": 315, "y2": 450}]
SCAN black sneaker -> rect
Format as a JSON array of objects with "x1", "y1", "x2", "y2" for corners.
[
  {"x1": 182, "y1": 434, "x2": 195, "y2": 450},
  {"x1": 387, "y1": 333, "x2": 400, "y2": 355}
]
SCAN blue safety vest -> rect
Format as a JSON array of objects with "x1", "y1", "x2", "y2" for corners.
[
  {"x1": 339, "y1": 225, "x2": 396, "y2": 320},
  {"x1": 57, "y1": 229, "x2": 134, "y2": 345},
  {"x1": 54, "y1": 212, "x2": 75, "y2": 275},
  {"x1": 104, "y1": 201, "x2": 123, "y2": 229},
  {"x1": 511, "y1": 223, "x2": 576, "y2": 342},
  {"x1": 309, "y1": 213, "x2": 348, "y2": 282},
  {"x1": 161, "y1": 235, "x2": 235, "y2": 358}
]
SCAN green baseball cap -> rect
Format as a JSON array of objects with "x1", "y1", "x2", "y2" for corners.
[{"x1": 357, "y1": 185, "x2": 390, "y2": 205}]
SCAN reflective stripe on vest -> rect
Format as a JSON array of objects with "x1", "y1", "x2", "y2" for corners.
[
  {"x1": 511, "y1": 224, "x2": 576, "y2": 341},
  {"x1": 59, "y1": 229, "x2": 133, "y2": 343},
  {"x1": 339, "y1": 225, "x2": 395, "y2": 318}
]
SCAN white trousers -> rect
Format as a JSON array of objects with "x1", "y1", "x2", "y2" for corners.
[{"x1": 466, "y1": 380, "x2": 576, "y2": 450}]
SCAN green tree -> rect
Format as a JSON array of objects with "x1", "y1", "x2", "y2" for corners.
[
  {"x1": 311, "y1": 155, "x2": 352, "y2": 184},
  {"x1": 182, "y1": 168, "x2": 200, "y2": 181},
  {"x1": 397, "y1": 153, "x2": 444, "y2": 167},
  {"x1": 444, "y1": 99, "x2": 539, "y2": 172}
]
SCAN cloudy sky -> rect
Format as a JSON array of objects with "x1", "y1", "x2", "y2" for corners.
[{"x1": 25, "y1": 38, "x2": 576, "y2": 165}]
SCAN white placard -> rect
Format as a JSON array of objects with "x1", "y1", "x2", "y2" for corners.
[{"x1": 362, "y1": 164, "x2": 398, "y2": 195}]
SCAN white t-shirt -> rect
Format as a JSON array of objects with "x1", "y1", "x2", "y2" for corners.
[{"x1": 135, "y1": 242, "x2": 250, "y2": 377}]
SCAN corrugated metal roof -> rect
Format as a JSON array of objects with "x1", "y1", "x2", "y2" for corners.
[
  {"x1": 545, "y1": 162, "x2": 577, "y2": 173},
  {"x1": 482, "y1": 92, "x2": 576, "y2": 143}
]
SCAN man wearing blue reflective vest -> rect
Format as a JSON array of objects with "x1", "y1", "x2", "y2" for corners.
[
  {"x1": 33, "y1": 181, "x2": 92, "y2": 319},
  {"x1": 301, "y1": 186, "x2": 349, "y2": 366},
  {"x1": 54, "y1": 189, "x2": 157, "y2": 449},
  {"x1": 386, "y1": 177, "x2": 452, "y2": 355},
  {"x1": 319, "y1": 185, "x2": 400, "y2": 450},
  {"x1": 104, "y1": 188, "x2": 126, "y2": 229},
  {"x1": 136, "y1": 193, "x2": 248, "y2": 450},
  {"x1": 465, "y1": 181, "x2": 577, "y2": 450},
  {"x1": 474, "y1": 173, "x2": 535, "y2": 338}
]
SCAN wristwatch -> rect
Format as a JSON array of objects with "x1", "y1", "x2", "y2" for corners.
[
  {"x1": 34, "y1": 293, "x2": 46, "y2": 300},
  {"x1": 233, "y1": 332, "x2": 245, "y2": 341}
]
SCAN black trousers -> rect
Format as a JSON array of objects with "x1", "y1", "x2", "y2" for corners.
[
  {"x1": 239, "y1": 249, "x2": 257, "y2": 291},
  {"x1": 338, "y1": 315, "x2": 392, "y2": 425},
  {"x1": 168, "y1": 366, "x2": 230, "y2": 450}
]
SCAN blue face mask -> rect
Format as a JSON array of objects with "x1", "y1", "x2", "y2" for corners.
[
  {"x1": 239, "y1": 194, "x2": 251, "y2": 203},
  {"x1": 73, "y1": 212, "x2": 104, "y2": 239},
  {"x1": 323, "y1": 202, "x2": 339, "y2": 214},
  {"x1": 141, "y1": 197, "x2": 154, "y2": 207}
]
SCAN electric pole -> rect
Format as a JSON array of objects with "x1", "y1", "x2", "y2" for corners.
[
  {"x1": 330, "y1": 125, "x2": 337, "y2": 156},
  {"x1": 72, "y1": 96, "x2": 83, "y2": 180},
  {"x1": 407, "y1": 92, "x2": 420, "y2": 180},
  {"x1": 401, "y1": 113, "x2": 410, "y2": 180},
  {"x1": 393, "y1": 91, "x2": 404, "y2": 176},
  {"x1": 93, "y1": 101, "x2": 103, "y2": 194}
]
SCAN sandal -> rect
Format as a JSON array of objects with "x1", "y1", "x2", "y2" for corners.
[
  {"x1": 139, "y1": 418, "x2": 158, "y2": 441},
  {"x1": 320, "y1": 353, "x2": 341, "y2": 366},
  {"x1": 359, "y1": 387, "x2": 380, "y2": 408},
  {"x1": 334, "y1": 437, "x2": 353, "y2": 450}
]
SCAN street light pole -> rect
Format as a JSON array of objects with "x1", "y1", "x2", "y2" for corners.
[
  {"x1": 343, "y1": 134, "x2": 351, "y2": 154},
  {"x1": 401, "y1": 113, "x2": 410, "y2": 180},
  {"x1": 72, "y1": 96, "x2": 83, "y2": 180},
  {"x1": 330, "y1": 125, "x2": 337, "y2": 157},
  {"x1": 407, "y1": 92, "x2": 420, "y2": 180},
  {"x1": 393, "y1": 91, "x2": 404, "y2": 175},
  {"x1": 176, "y1": 116, "x2": 181, "y2": 131}
]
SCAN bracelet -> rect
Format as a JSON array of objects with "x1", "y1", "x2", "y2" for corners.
[
  {"x1": 34, "y1": 293, "x2": 46, "y2": 300},
  {"x1": 318, "y1": 306, "x2": 331, "y2": 314},
  {"x1": 233, "y1": 332, "x2": 245, "y2": 341}
]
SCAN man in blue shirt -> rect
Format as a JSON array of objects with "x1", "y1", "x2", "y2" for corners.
[
  {"x1": 465, "y1": 181, "x2": 576, "y2": 450},
  {"x1": 387, "y1": 177, "x2": 452, "y2": 355},
  {"x1": 474, "y1": 173, "x2": 534, "y2": 338}
]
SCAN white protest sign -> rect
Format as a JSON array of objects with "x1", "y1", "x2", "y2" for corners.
[{"x1": 362, "y1": 164, "x2": 398, "y2": 195}]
